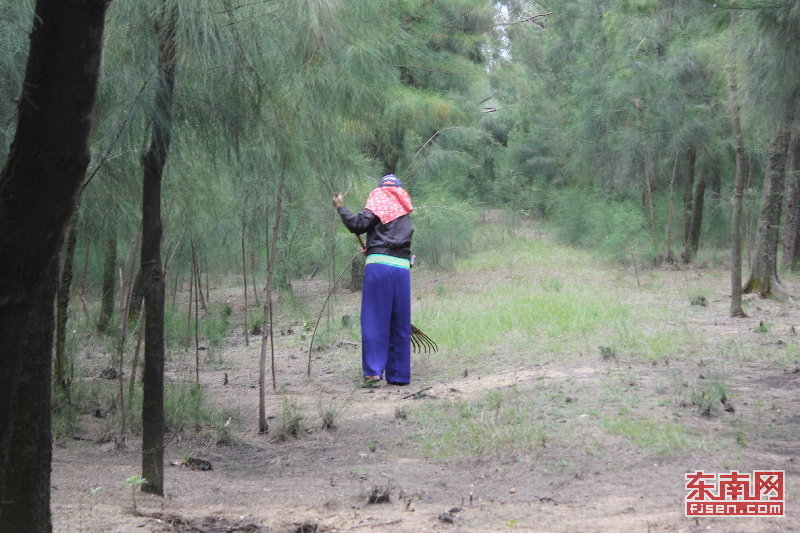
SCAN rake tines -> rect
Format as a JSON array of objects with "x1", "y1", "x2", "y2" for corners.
[{"x1": 411, "y1": 324, "x2": 438, "y2": 353}]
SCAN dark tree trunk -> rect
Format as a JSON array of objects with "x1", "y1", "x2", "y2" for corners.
[
  {"x1": 55, "y1": 213, "x2": 79, "y2": 393},
  {"x1": 743, "y1": 123, "x2": 792, "y2": 299},
  {"x1": 0, "y1": 261, "x2": 57, "y2": 533},
  {"x1": 666, "y1": 148, "x2": 680, "y2": 263},
  {"x1": 141, "y1": 1, "x2": 178, "y2": 497},
  {"x1": 683, "y1": 172, "x2": 707, "y2": 263},
  {"x1": 709, "y1": 159, "x2": 722, "y2": 201},
  {"x1": 351, "y1": 254, "x2": 365, "y2": 292},
  {"x1": 682, "y1": 144, "x2": 697, "y2": 247},
  {"x1": 783, "y1": 134, "x2": 800, "y2": 269},
  {"x1": 128, "y1": 270, "x2": 145, "y2": 323},
  {"x1": 0, "y1": 0, "x2": 108, "y2": 510},
  {"x1": 97, "y1": 222, "x2": 118, "y2": 334}
]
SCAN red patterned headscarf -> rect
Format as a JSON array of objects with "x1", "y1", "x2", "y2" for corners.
[{"x1": 365, "y1": 175, "x2": 413, "y2": 224}]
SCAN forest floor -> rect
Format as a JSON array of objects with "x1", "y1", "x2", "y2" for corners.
[{"x1": 50, "y1": 218, "x2": 800, "y2": 533}]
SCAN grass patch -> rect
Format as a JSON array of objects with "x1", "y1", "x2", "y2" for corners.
[
  {"x1": 410, "y1": 386, "x2": 564, "y2": 462},
  {"x1": 274, "y1": 395, "x2": 308, "y2": 441},
  {"x1": 601, "y1": 417, "x2": 697, "y2": 456},
  {"x1": 412, "y1": 234, "x2": 637, "y2": 374}
]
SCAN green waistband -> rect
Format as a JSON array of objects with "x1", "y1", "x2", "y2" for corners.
[{"x1": 366, "y1": 254, "x2": 411, "y2": 269}]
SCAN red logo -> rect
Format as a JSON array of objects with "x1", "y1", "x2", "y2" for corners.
[{"x1": 685, "y1": 470, "x2": 784, "y2": 516}]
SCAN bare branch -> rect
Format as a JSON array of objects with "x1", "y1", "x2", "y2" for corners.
[
  {"x1": 493, "y1": 12, "x2": 553, "y2": 29},
  {"x1": 217, "y1": 0, "x2": 275, "y2": 15},
  {"x1": 414, "y1": 127, "x2": 461, "y2": 158}
]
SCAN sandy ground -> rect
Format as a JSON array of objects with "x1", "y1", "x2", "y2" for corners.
[{"x1": 50, "y1": 229, "x2": 800, "y2": 533}]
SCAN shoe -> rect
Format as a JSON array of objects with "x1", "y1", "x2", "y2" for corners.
[
  {"x1": 361, "y1": 375, "x2": 381, "y2": 388},
  {"x1": 387, "y1": 381, "x2": 409, "y2": 386}
]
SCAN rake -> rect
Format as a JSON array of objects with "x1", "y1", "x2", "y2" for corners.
[{"x1": 411, "y1": 324, "x2": 438, "y2": 353}]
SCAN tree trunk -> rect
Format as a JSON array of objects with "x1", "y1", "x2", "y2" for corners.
[
  {"x1": 634, "y1": 99, "x2": 657, "y2": 250},
  {"x1": 129, "y1": 307, "x2": 145, "y2": 401},
  {"x1": 727, "y1": 11, "x2": 747, "y2": 318},
  {"x1": 127, "y1": 270, "x2": 145, "y2": 323},
  {"x1": 97, "y1": 220, "x2": 118, "y2": 334},
  {"x1": 79, "y1": 234, "x2": 91, "y2": 315},
  {"x1": 56, "y1": 213, "x2": 79, "y2": 393},
  {"x1": 682, "y1": 144, "x2": 697, "y2": 247},
  {"x1": 242, "y1": 218, "x2": 250, "y2": 346},
  {"x1": 185, "y1": 253, "x2": 194, "y2": 344},
  {"x1": 0, "y1": 0, "x2": 108, "y2": 510},
  {"x1": 0, "y1": 260, "x2": 57, "y2": 533},
  {"x1": 116, "y1": 232, "x2": 140, "y2": 446},
  {"x1": 192, "y1": 244, "x2": 207, "y2": 314},
  {"x1": 783, "y1": 134, "x2": 800, "y2": 269},
  {"x1": 709, "y1": 159, "x2": 722, "y2": 201},
  {"x1": 250, "y1": 243, "x2": 260, "y2": 308},
  {"x1": 683, "y1": 171, "x2": 707, "y2": 263},
  {"x1": 351, "y1": 254, "x2": 365, "y2": 291},
  {"x1": 743, "y1": 122, "x2": 792, "y2": 299},
  {"x1": 666, "y1": 148, "x2": 680, "y2": 263},
  {"x1": 259, "y1": 173, "x2": 285, "y2": 433},
  {"x1": 141, "y1": 1, "x2": 178, "y2": 497},
  {"x1": 193, "y1": 243, "x2": 201, "y2": 383}
]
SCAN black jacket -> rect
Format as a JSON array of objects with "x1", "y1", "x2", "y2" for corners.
[{"x1": 337, "y1": 207, "x2": 413, "y2": 259}]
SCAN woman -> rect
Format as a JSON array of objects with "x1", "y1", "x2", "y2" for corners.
[{"x1": 333, "y1": 175, "x2": 414, "y2": 386}]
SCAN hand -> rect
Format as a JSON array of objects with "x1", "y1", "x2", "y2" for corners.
[{"x1": 332, "y1": 192, "x2": 344, "y2": 209}]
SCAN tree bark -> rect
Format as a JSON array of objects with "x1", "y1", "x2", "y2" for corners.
[
  {"x1": 97, "y1": 221, "x2": 118, "y2": 334},
  {"x1": 141, "y1": 1, "x2": 178, "y2": 497},
  {"x1": 727, "y1": 11, "x2": 747, "y2": 318},
  {"x1": 684, "y1": 171, "x2": 706, "y2": 263},
  {"x1": 782, "y1": 134, "x2": 800, "y2": 269},
  {"x1": 0, "y1": 260, "x2": 57, "y2": 533},
  {"x1": 128, "y1": 270, "x2": 145, "y2": 323},
  {"x1": 682, "y1": 144, "x2": 697, "y2": 247},
  {"x1": 666, "y1": 148, "x2": 680, "y2": 263},
  {"x1": 351, "y1": 254, "x2": 365, "y2": 291},
  {"x1": 0, "y1": 0, "x2": 108, "y2": 510},
  {"x1": 260, "y1": 173, "x2": 285, "y2": 433},
  {"x1": 743, "y1": 122, "x2": 792, "y2": 299},
  {"x1": 242, "y1": 217, "x2": 250, "y2": 346},
  {"x1": 116, "y1": 232, "x2": 140, "y2": 446}
]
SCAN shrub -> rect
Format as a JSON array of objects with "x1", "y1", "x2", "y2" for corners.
[{"x1": 547, "y1": 189, "x2": 653, "y2": 265}]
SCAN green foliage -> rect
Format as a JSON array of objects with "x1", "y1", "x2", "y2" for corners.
[
  {"x1": 200, "y1": 303, "x2": 233, "y2": 349},
  {"x1": 122, "y1": 475, "x2": 146, "y2": 512},
  {"x1": 319, "y1": 388, "x2": 354, "y2": 430},
  {"x1": 602, "y1": 418, "x2": 695, "y2": 455},
  {"x1": 547, "y1": 189, "x2": 653, "y2": 265},
  {"x1": 412, "y1": 387, "x2": 551, "y2": 461},
  {"x1": 164, "y1": 382, "x2": 215, "y2": 434},
  {"x1": 412, "y1": 199, "x2": 479, "y2": 270},
  {"x1": 51, "y1": 369, "x2": 120, "y2": 444},
  {"x1": 275, "y1": 395, "x2": 308, "y2": 441},
  {"x1": 676, "y1": 368, "x2": 731, "y2": 417}
]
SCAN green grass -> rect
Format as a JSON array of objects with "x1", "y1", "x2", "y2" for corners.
[
  {"x1": 402, "y1": 220, "x2": 763, "y2": 467},
  {"x1": 601, "y1": 418, "x2": 698, "y2": 456},
  {"x1": 413, "y1": 233, "x2": 661, "y2": 374},
  {"x1": 410, "y1": 387, "x2": 555, "y2": 462},
  {"x1": 274, "y1": 395, "x2": 308, "y2": 441}
]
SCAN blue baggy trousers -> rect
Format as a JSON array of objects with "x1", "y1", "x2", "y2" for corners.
[{"x1": 361, "y1": 262, "x2": 411, "y2": 383}]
